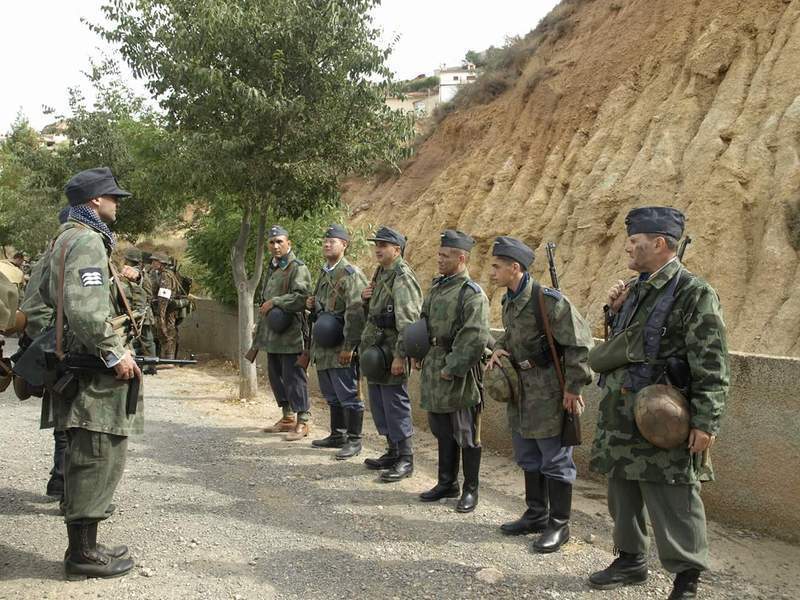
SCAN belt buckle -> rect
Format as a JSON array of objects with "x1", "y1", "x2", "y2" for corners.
[{"x1": 518, "y1": 359, "x2": 532, "y2": 371}]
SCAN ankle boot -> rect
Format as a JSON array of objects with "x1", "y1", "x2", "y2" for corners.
[
  {"x1": 419, "y1": 438, "x2": 460, "y2": 502},
  {"x1": 312, "y1": 406, "x2": 347, "y2": 448},
  {"x1": 532, "y1": 478, "x2": 571, "y2": 553},
  {"x1": 588, "y1": 551, "x2": 648, "y2": 589},
  {"x1": 64, "y1": 522, "x2": 134, "y2": 581},
  {"x1": 456, "y1": 446, "x2": 481, "y2": 513},
  {"x1": 668, "y1": 569, "x2": 700, "y2": 599},
  {"x1": 335, "y1": 409, "x2": 364, "y2": 460},
  {"x1": 365, "y1": 437, "x2": 399, "y2": 470},
  {"x1": 381, "y1": 437, "x2": 414, "y2": 482},
  {"x1": 500, "y1": 471, "x2": 549, "y2": 535}
]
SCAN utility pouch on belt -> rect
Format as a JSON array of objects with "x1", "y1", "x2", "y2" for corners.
[
  {"x1": 516, "y1": 334, "x2": 554, "y2": 369},
  {"x1": 372, "y1": 304, "x2": 396, "y2": 330},
  {"x1": 587, "y1": 320, "x2": 645, "y2": 374}
]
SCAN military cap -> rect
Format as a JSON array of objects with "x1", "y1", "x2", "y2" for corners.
[
  {"x1": 64, "y1": 167, "x2": 131, "y2": 206},
  {"x1": 625, "y1": 206, "x2": 685, "y2": 239},
  {"x1": 150, "y1": 252, "x2": 170, "y2": 263},
  {"x1": 367, "y1": 226, "x2": 406, "y2": 249},
  {"x1": 324, "y1": 224, "x2": 350, "y2": 242},
  {"x1": 492, "y1": 236, "x2": 534, "y2": 270},
  {"x1": 124, "y1": 247, "x2": 143, "y2": 263},
  {"x1": 268, "y1": 225, "x2": 289, "y2": 239},
  {"x1": 440, "y1": 229, "x2": 475, "y2": 252},
  {"x1": 58, "y1": 206, "x2": 71, "y2": 224}
]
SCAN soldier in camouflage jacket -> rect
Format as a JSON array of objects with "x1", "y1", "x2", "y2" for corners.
[{"x1": 587, "y1": 207, "x2": 730, "y2": 600}]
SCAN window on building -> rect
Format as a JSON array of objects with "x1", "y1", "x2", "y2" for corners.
[
  {"x1": 467, "y1": 75, "x2": 476, "y2": 81},
  {"x1": 453, "y1": 76, "x2": 459, "y2": 81}
]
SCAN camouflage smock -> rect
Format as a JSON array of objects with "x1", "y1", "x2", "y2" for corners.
[
  {"x1": 495, "y1": 275, "x2": 594, "y2": 439},
  {"x1": 254, "y1": 251, "x2": 312, "y2": 354},
  {"x1": 360, "y1": 256, "x2": 422, "y2": 385},
  {"x1": 20, "y1": 256, "x2": 53, "y2": 338},
  {"x1": 589, "y1": 259, "x2": 730, "y2": 484},
  {"x1": 38, "y1": 221, "x2": 143, "y2": 436},
  {"x1": 309, "y1": 257, "x2": 368, "y2": 371},
  {"x1": 151, "y1": 267, "x2": 181, "y2": 333},
  {"x1": 419, "y1": 270, "x2": 490, "y2": 413}
]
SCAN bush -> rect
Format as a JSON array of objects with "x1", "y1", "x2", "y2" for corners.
[{"x1": 398, "y1": 76, "x2": 439, "y2": 94}]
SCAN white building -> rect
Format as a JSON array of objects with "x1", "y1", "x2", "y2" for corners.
[{"x1": 435, "y1": 63, "x2": 478, "y2": 103}]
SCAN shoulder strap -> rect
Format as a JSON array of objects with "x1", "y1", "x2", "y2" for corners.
[
  {"x1": 448, "y1": 279, "x2": 481, "y2": 341},
  {"x1": 109, "y1": 260, "x2": 141, "y2": 339},
  {"x1": 530, "y1": 281, "x2": 545, "y2": 333},
  {"x1": 282, "y1": 261, "x2": 296, "y2": 294},
  {"x1": 538, "y1": 287, "x2": 565, "y2": 394}
]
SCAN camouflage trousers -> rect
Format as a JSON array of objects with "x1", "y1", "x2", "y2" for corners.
[
  {"x1": 157, "y1": 311, "x2": 178, "y2": 359},
  {"x1": 608, "y1": 476, "x2": 709, "y2": 573},
  {"x1": 63, "y1": 428, "x2": 128, "y2": 524},
  {"x1": 135, "y1": 324, "x2": 157, "y2": 358}
]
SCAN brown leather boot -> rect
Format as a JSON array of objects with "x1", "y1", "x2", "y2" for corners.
[
  {"x1": 263, "y1": 416, "x2": 296, "y2": 433},
  {"x1": 285, "y1": 421, "x2": 310, "y2": 441}
]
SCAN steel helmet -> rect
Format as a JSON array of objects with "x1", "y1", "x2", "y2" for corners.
[
  {"x1": 404, "y1": 318, "x2": 431, "y2": 360},
  {"x1": 634, "y1": 384, "x2": 690, "y2": 449},
  {"x1": 313, "y1": 312, "x2": 344, "y2": 348},
  {"x1": 266, "y1": 307, "x2": 293, "y2": 333},
  {"x1": 483, "y1": 355, "x2": 519, "y2": 404},
  {"x1": 359, "y1": 344, "x2": 392, "y2": 381}
]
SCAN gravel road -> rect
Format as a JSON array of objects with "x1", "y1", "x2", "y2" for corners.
[{"x1": 1, "y1": 350, "x2": 798, "y2": 599}]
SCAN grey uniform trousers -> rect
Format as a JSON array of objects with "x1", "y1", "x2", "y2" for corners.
[
  {"x1": 267, "y1": 352, "x2": 310, "y2": 413},
  {"x1": 367, "y1": 383, "x2": 413, "y2": 444}
]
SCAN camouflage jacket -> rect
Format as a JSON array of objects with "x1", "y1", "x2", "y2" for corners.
[
  {"x1": 254, "y1": 251, "x2": 312, "y2": 354},
  {"x1": 20, "y1": 256, "x2": 53, "y2": 338},
  {"x1": 151, "y1": 267, "x2": 181, "y2": 331},
  {"x1": 419, "y1": 270, "x2": 490, "y2": 413},
  {"x1": 360, "y1": 256, "x2": 422, "y2": 385},
  {"x1": 0, "y1": 272, "x2": 19, "y2": 331},
  {"x1": 38, "y1": 221, "x2": 143, "y2": 436},
  {"x1": 589, "y1": 260, "x2": 730, "y2": 484},
  {"x1": 495, "y1": 275, "x2": 594, "y2": 439},
  {"x1": 310, "y1": 257, "x2": 368, "y2": 371}
]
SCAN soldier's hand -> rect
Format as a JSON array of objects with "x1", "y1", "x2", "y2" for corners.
[
  {"x1": 487, "y1": 349, "x2": 510, "y2": 369},
  {"x1": 440, "y1": 370, "x2": 453, "y2": 381},
  {"x1": 259, "y1": 300, "x2": 274, "y2": 316},
  {"x1": 306, "y1": 296, "x2": 316, "y2": 310},
  {"x1": 121, "y1": 265, "x2": 140, "y2": 281},
  {"x1": 362, "y1": 284, "x2": 374, "y2": 301},
  {"x1": 338, "y1": 350, "x2": 354, "y2": 366},
  {"x1": 688, "y1": 428, "x2": 715, "y2": 453},
  {"x1": 413, "y1": 359, "x2": 423, "y2": 370},
  {"x1": 113, "y1": 351, "x2": 141, "y2": 381},
  {"x1": 607, "y1": 280, "x2": 628, "y2": 312},
  {"x1": 390, "y1": 357, "x2": 405, "y2": 376},
  {"x1": 563, "y1": 391, "x2": 585, "y2": 416}
]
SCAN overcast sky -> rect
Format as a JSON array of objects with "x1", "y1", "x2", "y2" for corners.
[{"x1": 1, "y1": 0, "x2": 559, "y2": 132}]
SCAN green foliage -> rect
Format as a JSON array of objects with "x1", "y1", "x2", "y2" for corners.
[
  {"x1": 185, "y1": 202, "x2": 368, "y2": 305},
  {"x1": 398, "y1": 76, "x2": 439, "y2": 94}
]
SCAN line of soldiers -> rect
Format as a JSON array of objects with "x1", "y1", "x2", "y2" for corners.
[{"x1": 254, "y1": 207, "x2": 729, "y2": 600}]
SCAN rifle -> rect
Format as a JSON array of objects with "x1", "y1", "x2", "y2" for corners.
[
  {"x1": 545, "y1": 242, "x2": 559, "y2": 290},
  {"x1": 677, "y1": 235, "x2": 692, "y2": 262}
]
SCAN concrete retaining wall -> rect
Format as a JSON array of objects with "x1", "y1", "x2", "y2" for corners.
[{"x1": 180, "y1": 299, "x2": 800, "y2": 542}]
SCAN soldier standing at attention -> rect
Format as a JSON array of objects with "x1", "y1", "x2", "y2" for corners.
[
  {"x1": 414, "y1": 230, "x2": 489, "y2": 512},
  {"x1": 121, "y1": 248, "x2": 158, "y2": 366},
  {"x1": 587, "y1": 207, "x2": 729, "y2": 600},
  {"x1": 487, "y1": 237, "x2": 593, "y2": 553},
  {"x1": 149, "y1": 252, "x2": 181, "y2": 359},
  {"x1": 306, "y1": 224, "x2": 369, "y2": 459},
  {"x1": 256, "y1": 226, "x2": 313, "y2": 440},
  {"x1": 359, "y1": 226, "x2": 422, "y2": 482},
  {"x1": 39, "y1": 167, "x2": 141, "y2": 579}
]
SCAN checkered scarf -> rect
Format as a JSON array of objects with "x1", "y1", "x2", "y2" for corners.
[{"x1": 69, "y1": 205, "x2": 116, "y2": 249}]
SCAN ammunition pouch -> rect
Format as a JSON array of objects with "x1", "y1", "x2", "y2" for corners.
[
  {"x1": 370, "y1": 305, "x2": 396, "y2": 330},
  {"x1": 513, "y1": 334, "x2": 557, "y2": 370}
]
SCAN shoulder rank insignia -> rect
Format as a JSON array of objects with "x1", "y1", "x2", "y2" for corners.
[
  {"x1": 465, "y1": 280, "x2": 482, "y2": 294},
  {"x1": 79, "y1": 267, "x2": 103, "y2": 287},
  {"x1": 542, "y1": 287, "x2": 562, "y2": 300},
  {"x1": 344, "y1": 264, "x2": 355, "y2": 275}
]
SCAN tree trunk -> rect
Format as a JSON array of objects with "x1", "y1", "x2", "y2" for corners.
[{"x1": 230, "y1": 204, "x2": 267, "y2": 399}]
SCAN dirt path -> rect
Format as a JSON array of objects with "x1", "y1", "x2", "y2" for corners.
[{"x1": 1, "y1": 355, "x2": 797, "y2": 599}]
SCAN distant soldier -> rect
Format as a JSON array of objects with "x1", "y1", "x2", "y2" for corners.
[
  {"x1": 256, "y1": 225, "x2": 313, "y2": 440},
  {"x1": 306, "y1": 224, "x2": 368, "y2": 459},
  {"x1": 359, "y1": 226, "x2": 422, "y2": 482},
  {"x1": 414, "y1": 230, "x2": 489, "y2": 512},
  {"x1": 149, "y1": 252, "x2": 181, "y2": 359},
  {"x1": 587, "y1": 207, "x2": 729, "y2": 600},
  {"x1": 487, "y1": 236, "x2": 593, "y2": 553},
  {"x1": 121, "y1": 248, "x2": 158, "y2": 370}
]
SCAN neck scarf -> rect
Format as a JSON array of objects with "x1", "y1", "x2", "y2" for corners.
[
  {"x1": 69, "y1": 205, "x2": 116, "y2": 249},
  {"x1": 507, "y1": 272, "x2": 530, "y2": 301}
]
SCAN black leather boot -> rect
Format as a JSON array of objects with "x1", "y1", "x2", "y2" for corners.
[
  {"x1": 64, "y1": 522, "x2": 134, "y2": 581},
  {"x1": 500, "y1": 471, "x2": 549, "y2": 535},
  {"x1": 532, "y1": 478, "x2": 571, "y2": 553},
  {"x1": 365, "y1": 437, "x2": 399, "y2": 470},
  {"x1": 668, "y1": 569, "x2": 700, "y2": 599},
  {"x1": 335, "y1": 409, "x2": 364, "y2": 460},
  {"x1": 381, "y1": 437, "x2": 413, "y2": 482},
  {"x1": 419, "y1": 438, "x2": 459, "y2": 502},
  {"x1": 588, "y1": 551, "x2": 649, "y2": 589},
  {"x1": 311, "y1": 405, "x2": 347, "y2": 448},
  {"x1": 456, "y1": 446, "x2": 481, "y2": 513}
]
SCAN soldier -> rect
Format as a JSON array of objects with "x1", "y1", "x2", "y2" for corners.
[
  {"x1": 120, "y1": 248, "x2": 158, "y2": 373},
  {"x1": 360, "y1": 226, "x2": 422, "y2": 482},
  {"x1": 487, "y1": 237, "x2": 593, "y2": 553},
  {"x1": 255, "y1": 225, "x2": 313, "y2": 440},
  {"x1": 306, "y1": 224, "x2": 368, "y2": 459},
  {"x1": 38, "y1": 167, "x2": 142, "y2": 579},
  {"x1": 587, "y1": 207, "x2": 729, "y2": 600},
  {"x1": 149, "y1": 252, "x2": 181, "y2": 359},
  {"x1": 414, "y1": 230, "x2": 489, "y2": 512}
]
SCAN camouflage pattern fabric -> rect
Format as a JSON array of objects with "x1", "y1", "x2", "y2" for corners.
[
  {"x1": 419, "y1": 270, "x2": 490, "y2": 413},
  {"x1": 360, "y1": 256, "x2": 422, "y2": 385},
  {"x1": 20, "y1": 256, "x2": 54, "y2": 338},
  {"x1": 254, "y1": 250, "x2": 312, "y2": 354},
  {"x1": 152, "y1": 267, "x2": 181, "y2": 352},
  {"x1": 494, "y1": 277, "x2": 593, "y2": 439},
  {"x1": 0, "y1": 271, "x2": 19, "y2": 331},
  {"x1": 589, "y1": 260, "x2": 730, "y2": 484},
  {"x1": 38, "y1": 221, "x2": 143, "y2": 436},
  {"x1": 309, "y1": 257, "x2": 368, "y2": 370}
]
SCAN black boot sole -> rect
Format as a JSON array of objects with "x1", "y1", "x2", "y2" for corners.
[
  {"x1": 588, "y1": 574, "x2": 649, "y2": 590},
  {"x1": 455, "y1": 503, "x2": 477, "y2": 513},
  {"x1": 335, "y1": 446, "x2": 362, "y2": 460},
  {"x1": 419, "y1": 489, "x2": 460, "y2": 502},
  {"x1": 499, "y1": 522, "x2": 548, "y2": 536},
  {"x1": 65, "y1": 564, "x2": 134, "y2": 582},
  {"x1": 380, "y1": 468, "x2": 414, "y2": 482}
]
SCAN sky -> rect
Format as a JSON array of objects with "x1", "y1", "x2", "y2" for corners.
[{"x1": 0, "y1": 0, "x2": 560, "y2": 132}]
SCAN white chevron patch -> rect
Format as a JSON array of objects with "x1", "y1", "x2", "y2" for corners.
[{"x1": 79, "y1": 267, "x2": 103, "y2": 287}]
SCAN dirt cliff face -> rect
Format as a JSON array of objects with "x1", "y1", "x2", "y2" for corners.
[{"x1": 344, "y1": 0, "x2": 800, "y2": 356}]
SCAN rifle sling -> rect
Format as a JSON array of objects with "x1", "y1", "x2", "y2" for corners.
[{"x1": 109, "y1": 261, "x2": 141, "y2": 339}]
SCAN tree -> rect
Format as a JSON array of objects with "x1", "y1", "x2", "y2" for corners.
[{"x1": 97, "y1": 0, "x2": 413, "y2": 398}]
